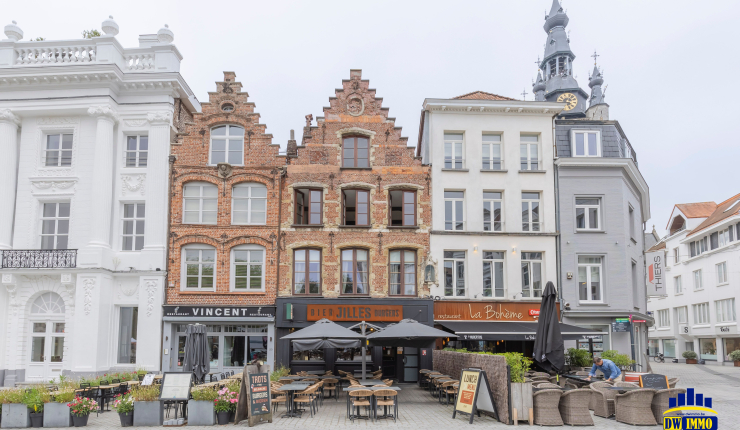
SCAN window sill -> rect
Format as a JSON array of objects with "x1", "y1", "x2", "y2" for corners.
[
  {"x1": 179, "y1": 290, "x2": 267, "y2": 295},
  {"x1": 519, "y1": 170, "x2": 546, "y2": 174},
  {"x1": 291, "y1": 224, "x2": 325, "y2": 228},
  {"x1": 692, "y1": 325, "x2": 710, "y2": 329},
  {"x1": 441, "y1": 168, "x2": 469, "y2": 172},
  {"x1": 575, "y1": 229, "x2": 606, "y2": 234},
  {"x1": 675, "y1": 292, "x2": 683, "y2": 296},
  {"x1": 656, "y1": 327, "x2": 671, "y2": 331},
  {"x1": 338, "y1": 225, "x2": 372, "y2": 229},
  {"x1": 340, "y1": 167, "x2": 373, "y2": 170},
  {"x1": 480, "y1": 169, "x2": 508, "y2": 173},
  {"x1": 716, "y1": 322, "x2": 737, "y2": 327},
  {"x1": 387, "y1": 226, "x2": 419, "y2": 230},
  {"x1": 291, "y1": 294, "x2": 325, "y2": 297},
  {"x1": 630, "y1": 238, "x2": 638, "y2": 244},
  {"x1": 180, "y1": 222, "x2": 218, "y2": 226},
  {"x1": 577, "y1": 302, "x2": 609, "y2": 306},
  {"x1": 717, "y1": 282, "x2": 729, "y2": 287},
  {"x1": 694, "y1": 288, "x2": 704, "y2": 292}
]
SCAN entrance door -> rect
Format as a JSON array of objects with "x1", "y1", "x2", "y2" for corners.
[
  {"x1": 27, "y1": 321, "x2": 65, "y2": 382},
  {"x1": 402, "y1": 347, "x2": 419, "y2": 382}
]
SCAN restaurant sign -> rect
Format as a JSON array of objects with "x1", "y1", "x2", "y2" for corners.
[
  {"x1": 452, "y1": 368, "x2": 498, "y2": 424},
  {"x1": 307, "y1": 304, "x2": 403, "y2": 322},
  {"x1": 162, "y1": 305, "x2": 275, "y2": 319},
  {"x1": 435, "y1": 301, "x2": 558, "y2": 322},
  {"x1": 645, "y1": 250, "x2": 667, "y2": 297},
  {"x1": 248, "y1": 373, "x2": 271, "y2": 416}
]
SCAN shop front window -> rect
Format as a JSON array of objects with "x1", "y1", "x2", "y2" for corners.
[
  {"x1": 292, "y1": 349, "x2": 324, "y2": 362},
  {"x1": 648, "y1": 339, "x2": 659, "y2": 356},
  {"x1": 223, "y1": 336, "x2": 246, "y2": 367},
  {"x1": 336, "y1": 347, "x2": 370, "y2": 361},
  {"x1": 724, "y1": 338, "x2": 740, "y2": 361},
  {"x1": 662, "y1": 339, "x2": 676, "y2": 358},
  {"x1": 699, "y1": 338, "x2": 717, "y2": 360},
  {"x1": 249, "y1": 337, "x2": 268, "y2": 362}
]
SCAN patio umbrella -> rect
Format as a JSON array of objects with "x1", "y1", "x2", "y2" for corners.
[
  {"x1": 182, "y1": 324, "x2": 210, "y2": 383},
  {"x1": 366, "y1": 318, "x2": 457, "y2": 348},
  {"x1": 533, "y1": 281, "x2": 564, "y2": 373}
]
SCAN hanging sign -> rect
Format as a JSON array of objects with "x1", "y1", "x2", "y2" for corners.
[
  {"x1": 645, "y1": 251, "x2": 667, "y2": 297},
  {"x1": 452, "y1": 368, "x2": 498, "y2": 424},
  {"x1": 612, "y1": 319, "x2": 631, "y2": 333}
]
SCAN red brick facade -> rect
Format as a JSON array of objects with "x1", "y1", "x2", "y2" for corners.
[
  {"x1": 166, "y1": 72, "x2": 284, "y2": 305},
  {"x1": 279, "y1": 70, "x2": 431, "y2": 299}
]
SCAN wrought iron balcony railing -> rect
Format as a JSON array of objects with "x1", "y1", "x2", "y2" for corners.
[{"x1": 1, "y1": 250, "x2": 77, "y2": 269}]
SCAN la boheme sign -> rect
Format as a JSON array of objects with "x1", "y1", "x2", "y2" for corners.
[
  {"x1": 307, "y1": 304, "x2": 403, "y2": 321},
  {"x1": 435, "y1": 301, "x2": 559, "y2": 322}
]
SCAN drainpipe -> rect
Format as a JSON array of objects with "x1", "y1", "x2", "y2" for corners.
[
  {"x1": 275, "y1": 167, "x2": 285, "y2": 302},
  {"x1": 552, "y1": 118, "x2": 563, "y2": 323},
  {"x1": 159, "y1": 154, "x2": 176, "y2": 372}
]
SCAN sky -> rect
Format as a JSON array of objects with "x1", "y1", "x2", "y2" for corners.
[{"x1": 6, "y1": 0, "x2": 740, "y2": 235}]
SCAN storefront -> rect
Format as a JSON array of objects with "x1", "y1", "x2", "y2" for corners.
[
  {"x1": 435, "y1": 301, "x2": 603, "y2": 358},
  {"x1": 161, "y1": 306, "x2": 276, "y2": 374},
  {"x1": 275, "y1": 298, "x2": 434, "y2": 383}
]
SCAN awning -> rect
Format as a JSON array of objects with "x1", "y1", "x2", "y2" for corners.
[{"x1": 437, "y1": 321, "x2": 604, "y2": 341}]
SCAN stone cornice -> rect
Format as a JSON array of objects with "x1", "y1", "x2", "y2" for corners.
[
  {"x1": 423, "y1": 98, "x2": 563, "y2": 116},
  {"x1": 87, "y1": 105, "x2": 119, "y2": 123},
  {"x1": 147, "y1": 111, "x2": 173, "y2": 126},
  {"x1": 0, "y1": 108, "x2": 20, "y2": 126}
]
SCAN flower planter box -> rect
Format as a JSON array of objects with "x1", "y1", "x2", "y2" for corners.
[
  {"x1": 133, "y1": 402, "x2": 162, "y2": 427},
  {"x1": 216, "y1": 412, "x2": 229, "y2": 426},
  {"x1": 43, "y1": 403, "x2": 72, "y2": 428},
  {"x1": 1, "y1": 404, "x2": 30, "y2": 428},
  {"x1": 686, "y1": 359, "x2": 698, "y2": 364},
  {"x1": 118, "y1": 413, "x2": 133, "y2": 427},
  {"x1": 186, "y1": 401, "x2": 215, "y2": 426},
  {"x1": 71, "y1": 415, "x2": 88, "y2": 427},
  {"x1": 734, "y1": 361, "x2": 740, "y2": 367},
  {"x1": 509, "y1": 382, "x2": 533, "y2": 425}
]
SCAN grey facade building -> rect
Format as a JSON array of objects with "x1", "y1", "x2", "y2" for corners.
[{"x1": 533, "y1": 0, "x2": 652, "y2": 366}]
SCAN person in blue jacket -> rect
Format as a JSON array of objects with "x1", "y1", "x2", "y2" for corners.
[{"x1": 585, "y1": 357, "x2": 623, "y2": 382}]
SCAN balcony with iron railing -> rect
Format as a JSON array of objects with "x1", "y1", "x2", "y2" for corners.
[{"x1": 0, "y1": 250, "x2": 77, "y2": 269}]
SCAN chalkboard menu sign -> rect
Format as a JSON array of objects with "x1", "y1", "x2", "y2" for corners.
[
  {"x1": 159, "y1": 372, "x2": 193, "y2": 400},
  {"x1": 639, "y1": 374, "x2": 668, "y2": 390},
  {"x1": 248, "y1": 373, "x2": 271, "y2": 416}
]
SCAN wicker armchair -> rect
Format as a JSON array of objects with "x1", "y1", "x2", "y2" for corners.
[
  {"x1": 590, "y1": 382, "x2": 617, "y2": 418},
  {"x1": 615, "y1": 388, "x2": 657, "y2": 426},
  {"x1": 535, "y1": 382, "x2": 560, "y2": 389},
  {"x1": 558, "y1": 389, "x2": 594, "y2": 426},
  {"x1": 533, "y1": 389, "x2": 563, "y2": 426},
  {"x1": 614, "y1": 381, "x2": 638, "y2": 387},
  {"x1": 668, "y1": 377, "x2": 679, "y2": 388},
  {"x1": 651, "y1": 389, "x2": 686, "y2": 423}
]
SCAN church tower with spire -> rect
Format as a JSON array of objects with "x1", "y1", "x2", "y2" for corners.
[{"x1": 533, "y1": 0, "x2": 589, "y2": 117}]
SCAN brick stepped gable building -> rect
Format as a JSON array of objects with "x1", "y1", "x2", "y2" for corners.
[
  {"x1": 162, "y1": 72, "x2": 283, "y2": 373},
  {"x1": 275, "y1": 70, "x2": 434, "y2": 381}
]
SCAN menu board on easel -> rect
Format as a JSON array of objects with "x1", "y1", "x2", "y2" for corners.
[
  {"x1": 452, "y1": 368, "x2": 498, "y2": 424},
  {"x1": 159, "y1": 372, "x2": 193, "y2": 401}
]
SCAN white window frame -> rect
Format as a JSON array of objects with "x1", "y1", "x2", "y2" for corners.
[
  {"x1": 577, "y1": 255, "x2": 603, "y2": 303},
  {"x1": 482, "y1": 251, "x2": 505, "y2": 298},
  {"x1": 231, "y1": 183, "x2": 267, "y2": 225},
  {"x1": 676, "y1": 306, "x2": 688, "y2": 324},
  {"x1": 628, "y1": 205, "x2": 636, "y2": 241},
  {"x1": 521, "y1": 252, "x2": 544, "y2": 299},
  {"x1": 673, "y1": 247, "x2": 680, "y2": 264},
  {"x1": 43, "y1": 132, "x2": 74, "y2": 167},
  {"x1": 124, "y1": 135, "x2": 148, "y2": 168},
  {"x1": 230, "y1": 245, "x2": 266, "y2": 292},
  {"x1": 443, "y1": 133, "x2": 464, "y2": 169},
  {"x1": 39, "y1": 202, "x2": 70, "y2": 250},
  {"x1": 181, "y1": 245, "x2": 217, "y2": 291},
  {"x1": 657, "y1": 309, "x2": 670, "y2": 328},
  {"x1": 443, "y1": 251, "x2": 466, "y2": 297},
  {"x1": 693, "y1": 269, "x2": 703, "y2": 291},
  {"x1": 575, "y1": 197, "x2": 601, "y2": 230},
  {"x1": 444, "y1": 191, "x2": 465, "y2": 231},
  {"x1": 209, "y1": 125, "x2": 245, "y2": 166},
  {"x1": 519, "y1": 134, "x2": 539, "y2": 171},
  {"x1": 482, "y1": 134, "x2": 503, "y2": 170},
  {"x1": 674, "y1": 275, "x2": 682, "y2": 294},
  {"x1": 121, "y1": 202, "x2": 145, "y2": 251},
  {"x1": 715, "y1": 298, "x2": 736, "y2": 323},
  {"x1": 522, "y1": 192, "x2": 541, "y2": 232},
  {"x1": 693, "y1": 302, "x2": 710, "y2": 325},
  {"x1": 482, "y1": 191, "x2": 503, "y2": 232},
  {"x1": 571, "y1": 130, "x2": 601, "y2": 157},
  {"x1": 716, "y1": 261, "x2": 728, "y2": 285},
  {"x1": 183, "y1": 182, "x2": 218, "y2": 225}
]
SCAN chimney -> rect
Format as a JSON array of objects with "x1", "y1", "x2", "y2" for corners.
[{"x1": 287, "y1": 129, "x2": 297, "y2": 157}]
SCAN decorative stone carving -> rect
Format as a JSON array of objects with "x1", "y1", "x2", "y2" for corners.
[
  {"x1": 0, "y1": 109, "x2": 20, "y2": 126},
  {"x1": 82, "y1": 278, "x2": 95, "y2": 315},
  {"x1": 121, "y1": 174, "x2": 146, "y2": 196},
  {"x1": 87, "y1": 105, "x2": 119, "y2": 123},
  {"x1": 423, "y1": 255, "x2": 438, "y2": 285},
  {"x1": 30, "y1": 179, "x2": 77, "y2": 194},
  {"x1": 217, "y1": 163, "x2": 233, "y2": 179},
  {"x1": 1, "y1": 273, "x2": 14, "y2": 284},
  {"x1": 118, "y1": 282, "x2": 139, "y2": 300},
  {"x1": 124, "y1": 119, "x2": 148, "y2": 127},
  {"x1": 101, "y1": 15, "x2": 119, "y2": 36},
  {"x1": 145, "y1": 280, "x2": 157, "y2": 317},
  {"x1": 347, "y1": 96, "x2": 364, "y2": 116},
  {"x1": 38, "y1": 117, "x2": 78, "y2": 125},
  {"x1": 5, "y1": 284, "x2": 18, "y2": 313},
  {"x1": 147, "y1": 111, "x2": 172, "y2": 125},
  {"x1": 4, "y1": 21, "x2": 23, "y2": 41},
  {"x1": 305, "y1": 114, "x2": 312, "y2": 128},
  {"x1": 157, "y1": 24, "x2": 174, "y2": 44}
]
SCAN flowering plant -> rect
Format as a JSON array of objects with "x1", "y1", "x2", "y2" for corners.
[
  {"x1": 112, "y1": 392, "x2": 134, "y2": 414},
  {"x1": 213, "y1": 387, "x2": 238, "y2": 413},
  {"x1": 67, "y1": 396, "x2": 98, "y2": 416}
]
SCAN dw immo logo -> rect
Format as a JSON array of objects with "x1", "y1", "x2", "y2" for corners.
[{"x1": 663, "y1": 388, "x2": 718, "y2": 430}]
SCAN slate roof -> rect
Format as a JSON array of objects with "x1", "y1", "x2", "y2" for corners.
[
  {"x1": 453, "y1": 91, "x2": 517, "y2": 101},
  {"x1": 686, "y1": 193, "x2": 740, "y2": 237}
]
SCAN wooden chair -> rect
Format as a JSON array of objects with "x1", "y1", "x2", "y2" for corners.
[
  {"x1": 373, "y1": 389, "x2": 398, "y2": 422},
  {"x1": 270, "y1": 387, "x2": 286, "y2": 412},
  {"x1": 439, "y1": 381, "x2": 458, "y2": 405},
  {"x1": 323, "y1": 378, "x2": 338, "y2": 401},
  {"x1": 348, "y1": 389, "x2": 373, "y2": 422},
  {"x1": 278, "y1": 378, "x2": 293, "y2": 385},
  {"x1": 293, "y1": 385, "x2": 318, "y2": 417}
]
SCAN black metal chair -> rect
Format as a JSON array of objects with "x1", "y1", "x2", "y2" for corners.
[{"x1": 209, "y1": 374, "x2": 217, "y2": 382}]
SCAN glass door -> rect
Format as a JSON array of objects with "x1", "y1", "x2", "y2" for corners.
[
  {"x1": 27, "y1": 321, "x2": 65, "y2": 381},
  {"x1": 402, "y1": 347, "x2": 419, "y2": 382}
]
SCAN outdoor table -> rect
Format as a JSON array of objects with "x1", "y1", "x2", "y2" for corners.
[
  {"x1": 343, "y1": 386, "x2": 401, "y2": 420},
  {"x1": 356, "y1": 380, "x2": 386, "y2": 386},
  {"x1": 305, "y1": 370, "x2": 326, "y2": 375},
  {"x1": 279, "y1": 383, "x2": 311, "y2": 418}
]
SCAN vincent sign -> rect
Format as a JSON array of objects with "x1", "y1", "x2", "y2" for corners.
[{"x1": 645, "y1": 251, "x2": 667, "y2": 297}]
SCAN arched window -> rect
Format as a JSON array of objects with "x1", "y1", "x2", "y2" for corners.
[
  {"x1": 183, "y1": 182, "x2": 218, "y2": 224},
  {"x1": 232, "y1": 183, "x2": 267, "y2": 225},
  {"x1": 31, "y1": 292, "x2": 65, "y2": 314},
  {"x1": 230, "y1": 244, "x2": 265, "y2": 291},
  {"x1": 182, "y1": 244, "x2": 216, "y2": 290},
  {"x1": 210, "y1": 125, "x2": 244, "y2": 165},
  {"x1": 341, "y1": 248, "x2": 369, "y2": 295}
]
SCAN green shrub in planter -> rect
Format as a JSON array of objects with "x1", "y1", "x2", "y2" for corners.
[
  {"x1": 188, "y1": 388, "x2": 218, "y2": 426},
  {"x1": 2, "y1": 388, "x2": 31, "y2": 428},
  {"x1": 728, "y1": 350, "x2": 740, "y2": 362},
  {"x1": 600, "y1": 350, "x2": 635, "y2": 369},
  {"x1": 43, "y1": 391, "x2": 74, "y2": 429},
  {"x1": 682, "y1": 351, "x2": 698, "y2": 360},
  {"x1": 495, "y1": 352, "x2": 532, "y2": 383},
  {"x1": 269, "y1": 365, "x2": 290, "y2": 382},
  {"x1": 190, "y1": 388, "x2": 218, "y2": 402},
  {"x1": 566, "y1": 348, "x2": 593, "y2": 368}
]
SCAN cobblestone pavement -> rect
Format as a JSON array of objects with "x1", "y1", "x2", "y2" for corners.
[{"x1": 38, "y1": 363, "x2": 739, "y2": 429}]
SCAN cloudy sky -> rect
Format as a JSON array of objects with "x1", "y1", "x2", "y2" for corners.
[{"x1": 6, "y1": 0, "x2": 740, "y2": 234}]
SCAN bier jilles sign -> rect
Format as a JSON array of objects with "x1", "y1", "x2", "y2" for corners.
[
  {"x1": 435, "y1": 301, "x2": 559, "y2": 322},
  {"x1": 307, "y1": 304, "x2": 403, "y2": 322},
  {"x1": 452, "y1": 368, "x2": 498, "y2": 424}
]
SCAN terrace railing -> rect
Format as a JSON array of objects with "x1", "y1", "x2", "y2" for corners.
[{"x1": 1, "y1": 249, "x2": 77, "y2": 269}]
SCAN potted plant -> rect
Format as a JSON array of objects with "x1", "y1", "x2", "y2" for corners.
[
  {"x1": 188, "y1": 387, "x2": 218, "y2": 426},
  {"x1": 213, "y1": 387, "x2": 238, "y2": 425},
  {"x1": 23, "y1": 387, "x2": 44, "y2": 428},
  {"x1": 683, "y1": 350, "x2": 698, "y2": 364},
  {"x1": 112, "y1": 392, "x2": 133, "y2": 427},
  {"x1": 67, "y1": 396, "x2": 97, "y2": 427},
  {"x1": 224, "y1": 380, "x2": 240, "y2": 422},
  {"x1": 1, "y1": 388, "x2": 30, "y2": 428},
  {"x1": 130, "y1": 385, "x2": 162, "y2": 427},
  {"x1": 728, "y1": 350, "x2": 740, "y2": 367},
  {"x1": 43, "y1": 389, "x2": 74, "y2": 428},
  {"x1": 565, "y1": 348, "x2": 592, "y2": 371},
  {"x1": 497, "y1": 352, "x2": 533, "y2": 424}
]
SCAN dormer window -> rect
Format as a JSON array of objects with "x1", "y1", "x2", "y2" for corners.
[
  {"x1": 572, "y1": 130, "x2": 600, "y2": 157},
  {"x1": 342, "y1": 136, "x2": 369, "y2": 168}
]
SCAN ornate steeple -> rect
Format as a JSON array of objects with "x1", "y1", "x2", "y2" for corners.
[
  {"x1": 588, "y1": 62, "x2": 605, "y2": 107},
  {"x1": 533, "y1": 71, "x2": 546, "y2": 101}
]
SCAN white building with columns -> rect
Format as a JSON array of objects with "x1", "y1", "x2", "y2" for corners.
[{"x1": 0, "y1": 18, "x2": 199, "y2": 385}]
